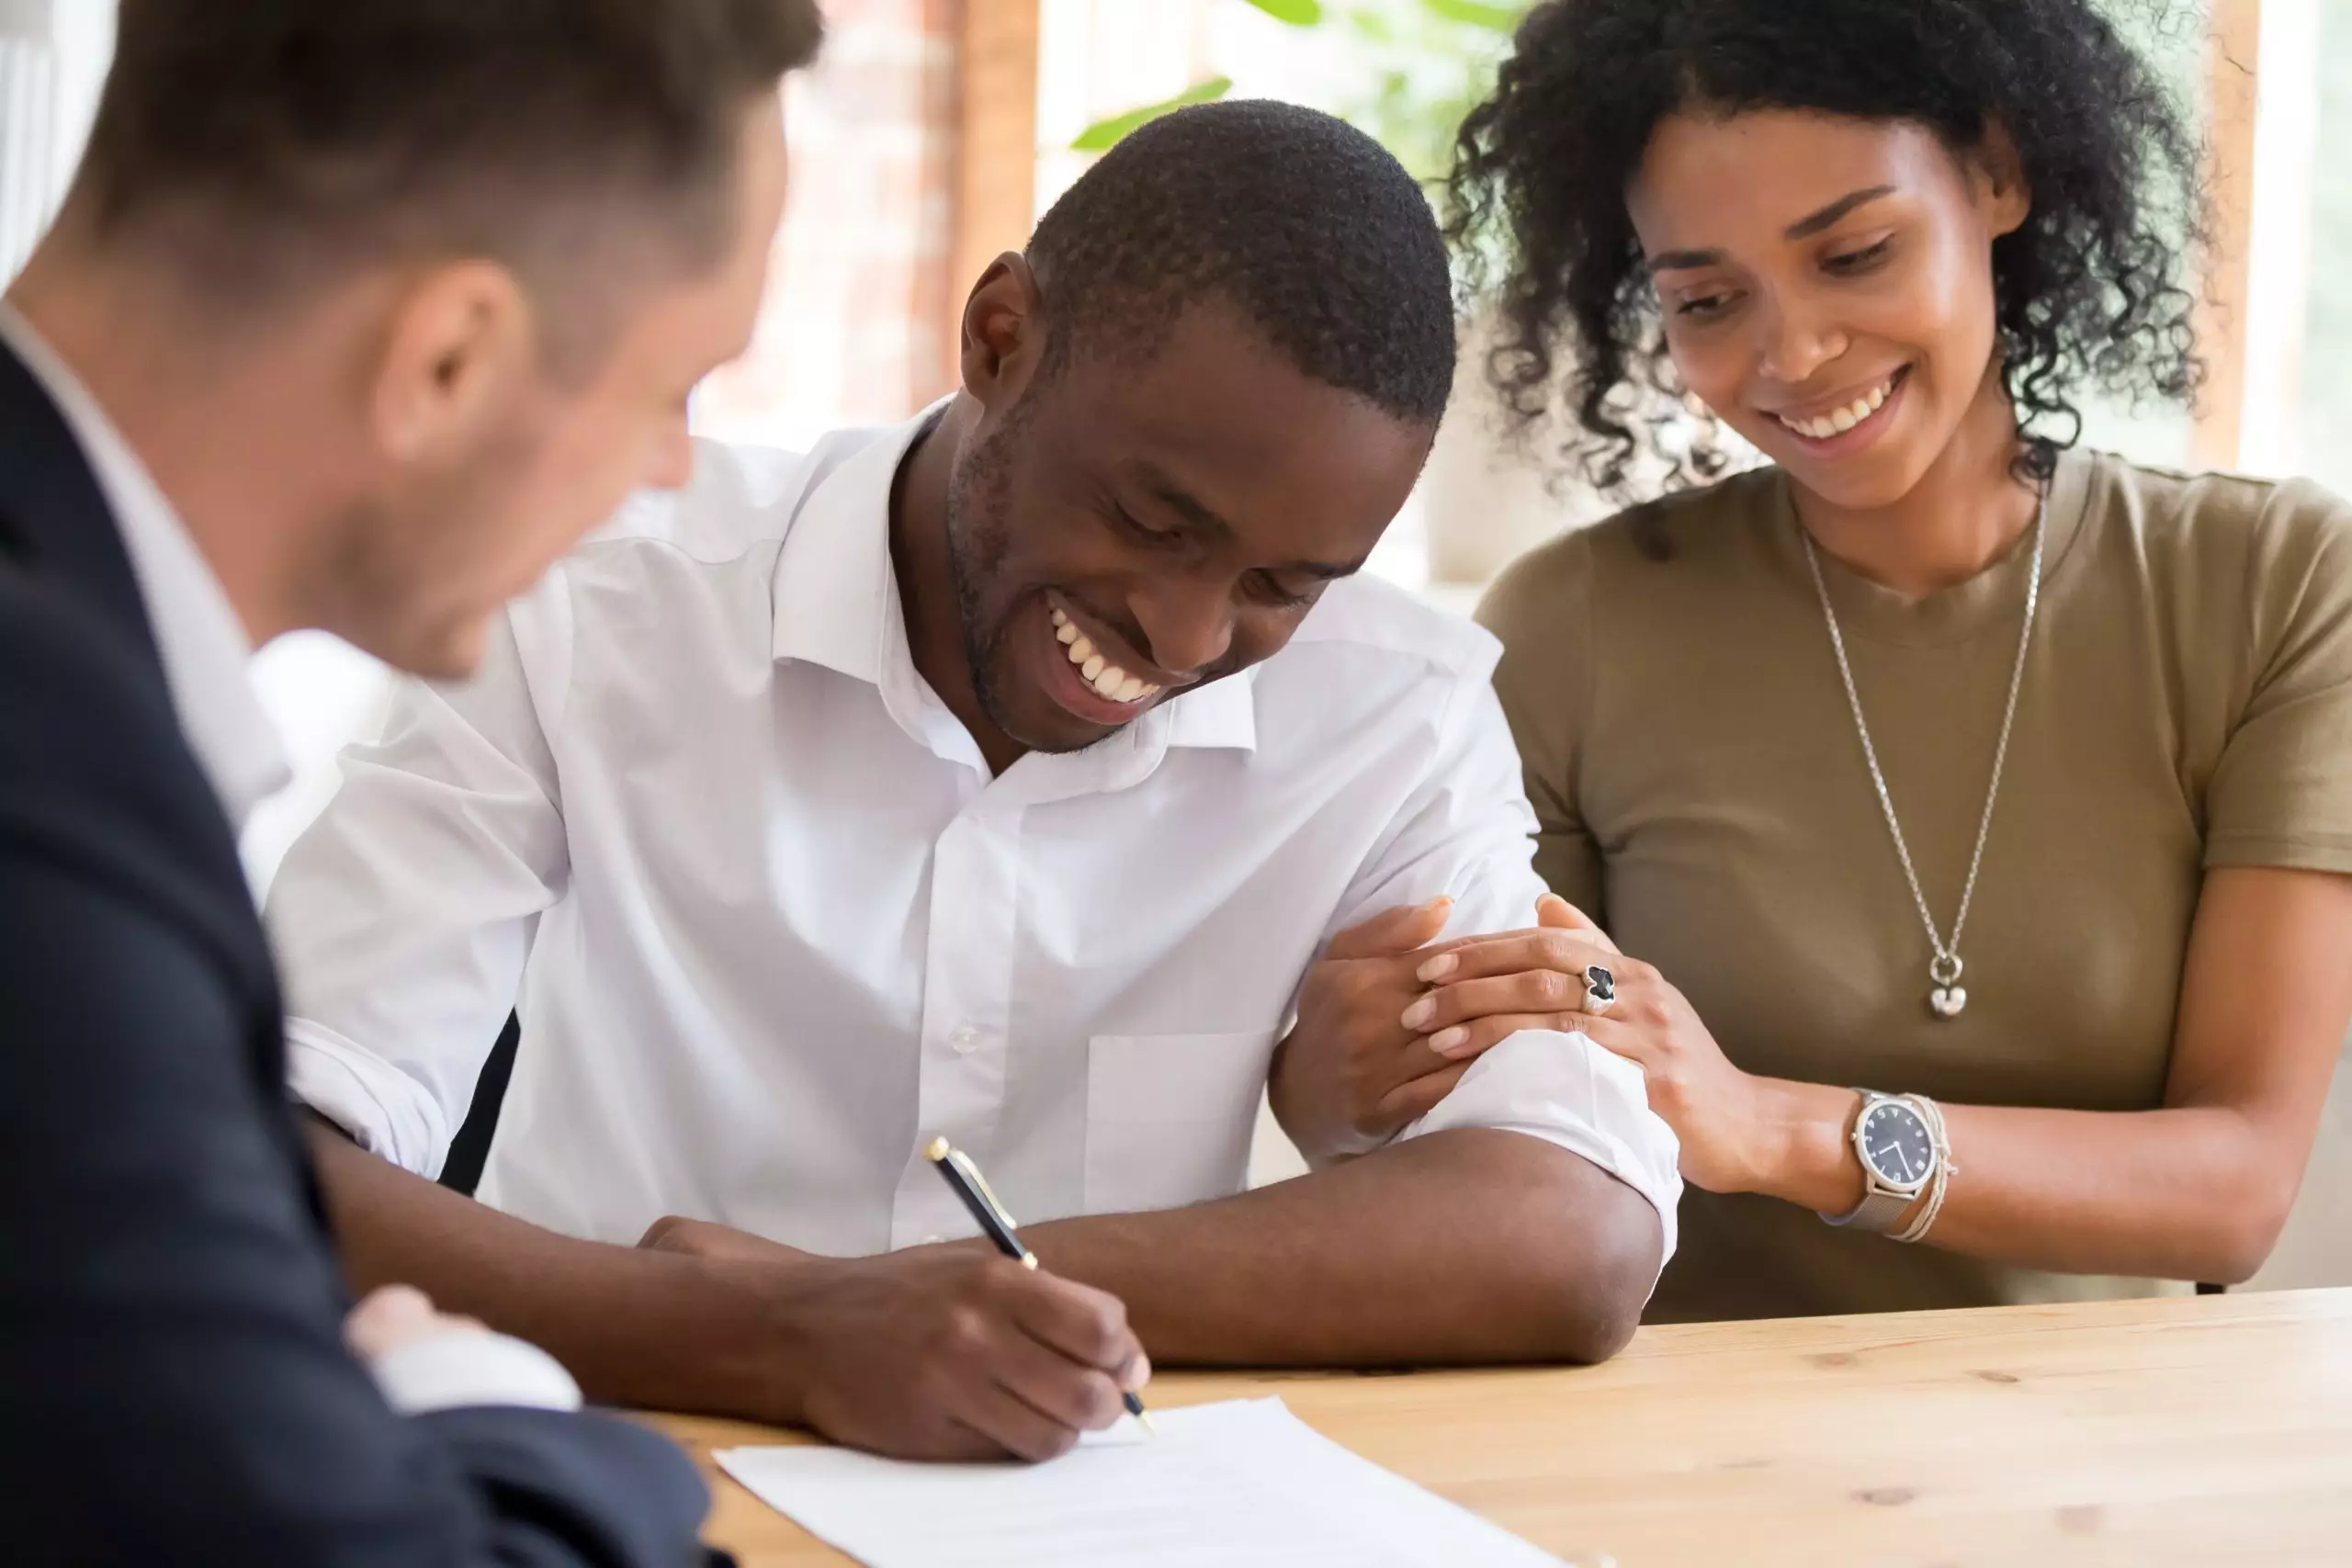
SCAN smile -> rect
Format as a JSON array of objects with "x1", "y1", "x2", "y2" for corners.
[
  {"x1": 1052, "y1": 607, "x2": 1163, "y2": 706},
  {"x1": 1772, "y1": 366, "x2": 1909, "y2": 444}
]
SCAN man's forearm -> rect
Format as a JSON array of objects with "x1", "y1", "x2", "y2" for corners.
[
  {"x1": 1020, "y1": 1128, "x2": 1662, "y2": 1366},
  {"x1": 302, "y1": 1120, "x2": 796, "y2": 1419},
  {"x1": 306, "y1": 1116, "x2": 1662, "y2": 1420}
]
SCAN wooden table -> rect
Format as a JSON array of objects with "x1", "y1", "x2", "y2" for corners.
[{"x1": 651, "y1": 1289, "x2": 2352, "y2": 1566}]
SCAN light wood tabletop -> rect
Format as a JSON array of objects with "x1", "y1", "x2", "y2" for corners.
[{"x1": 648, "y1": 1288, "x2": 2352, "y2": 1566}]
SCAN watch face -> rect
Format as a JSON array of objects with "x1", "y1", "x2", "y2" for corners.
[{"x1": 1858, "y1": 1100, "x2": 1935, "y2": 1190}]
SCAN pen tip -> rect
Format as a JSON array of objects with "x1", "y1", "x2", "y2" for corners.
[
  {"x1": 923, "y1": 1135, "x2": 949, "y2": 1161},
  {"x1": 1138, "y1": 1411, "x2": 1159, "y2": 1437}
]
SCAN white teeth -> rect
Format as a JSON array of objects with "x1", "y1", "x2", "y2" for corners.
[
  {"x1": 1780, "y1": 375, "x2": 1896, "y2": 441},
  {"x1": 1056, "y1": 614, "x2": 1159, "y2": 704}
]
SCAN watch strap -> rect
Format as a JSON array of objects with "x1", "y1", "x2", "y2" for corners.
[{"x1": 1823, "y1": 1187, "x2": 1914, "y2": 1230}]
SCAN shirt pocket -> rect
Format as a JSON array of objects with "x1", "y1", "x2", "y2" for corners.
[{"x1": 1084, "y1": 1030, "x2": 1278, "y2": 1213}]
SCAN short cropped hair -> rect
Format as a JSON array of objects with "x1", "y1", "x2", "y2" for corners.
[
  {"x1": 1027, "y1": 100, "x2": 1457, "y2": 426},
  {"x1": 74, "y1": 0, "x2": 823, "y2": 311}
]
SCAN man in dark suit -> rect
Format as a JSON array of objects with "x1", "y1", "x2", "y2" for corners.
[{"x1": 0, "y1": 4, "x2": 824, "y2": 1561}]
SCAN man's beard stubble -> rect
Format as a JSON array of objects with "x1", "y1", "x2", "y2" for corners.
[{"x1": 942, "y1": 412, "x2": 1034, "y2": 747}]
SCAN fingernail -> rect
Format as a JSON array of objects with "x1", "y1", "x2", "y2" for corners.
[
  {"x1": 1418, "y1": 953, "x2": 1458, "y2": 983},
  {"x1": 1430, "y1": 1026, "x2": 1469, "y2": 1055},
  {"x1": 1129, "y1": 1353, "x2": 1153, "y2": 1390},
  {"x1": 1400, "y1": 996, "x2": 1436, "y2": 1031},
  {"x1": 1424, "y1": 896, "x2": 1453, "y2": 914}
]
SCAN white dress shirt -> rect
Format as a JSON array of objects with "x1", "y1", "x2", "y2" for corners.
[
  {"x1": 273, "y1": 412, "x2": 1681, "y2": 1265},
  {"x1": 0, "y1": 300, "x2": 576, "y2": 1416}
]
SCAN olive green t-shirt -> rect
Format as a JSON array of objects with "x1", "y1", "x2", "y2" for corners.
[{"x1": 1477, "y1": 449, "x2": 2352, "y2": 1321}]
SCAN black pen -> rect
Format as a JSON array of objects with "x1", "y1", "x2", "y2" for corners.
[{"x1": 924, "y1": 1135, "x2": 1156, "y2": 1435}]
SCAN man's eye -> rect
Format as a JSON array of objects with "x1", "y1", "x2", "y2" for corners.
[
  {"x1": 1246, "y1": 571, "x2": 1313, "y2": 610},
  {"x1": 1111, "y1": 505, "x2": 1182, "y2": 547}
]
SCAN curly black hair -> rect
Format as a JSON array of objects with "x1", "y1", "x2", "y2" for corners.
[
  {"x1": 1029, "y1": 99, "x2": 1456, "y2": 425},
  {"x1": 1446, "y1": 0, "x2": 2208, "y2": 492}
]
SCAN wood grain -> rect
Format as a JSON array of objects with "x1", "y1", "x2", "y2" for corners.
[{"x1": 649, "y1": 1289, "x2": 2352, "y2": 1566}]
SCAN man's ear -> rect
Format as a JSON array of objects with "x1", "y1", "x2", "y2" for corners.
[
  {"x1": 1973, "y1": 118, "x2": 2032, "y2": 240},
  {"x1": 958, "y1": 252, "x2": 1045, "y2": 410},
  {"x1": 369, "y1": 261, "x2": 534, "y2": 465}
]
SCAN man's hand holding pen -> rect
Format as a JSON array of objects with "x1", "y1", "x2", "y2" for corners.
[{"x1": 639, "y1": 1212, "x2": 1149, "y2": 1462}]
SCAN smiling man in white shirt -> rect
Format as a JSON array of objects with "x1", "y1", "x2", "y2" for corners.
[{"x1": 280, "y1": 101, "x2": 1682, "y2": 1461}]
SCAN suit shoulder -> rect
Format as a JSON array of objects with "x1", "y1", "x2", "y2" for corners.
[
  {"x1": 0, "y1": 569, "x2": 180, "y2": 790},
  {"x1": 0, "y1": 570, "x2": 248, "y2": 945}
]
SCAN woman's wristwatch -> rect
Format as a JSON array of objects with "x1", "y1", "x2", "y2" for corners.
[{"x1": 1821, "y1": 1089, "x2": 1952, "y2": 1238}]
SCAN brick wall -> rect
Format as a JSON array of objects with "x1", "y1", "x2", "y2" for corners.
[{"x1": 693, "y1": 0, "x2": 962, "y2": 452}]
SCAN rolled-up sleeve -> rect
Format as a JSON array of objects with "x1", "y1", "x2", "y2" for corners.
[
  {"x1": 271, "y1": 582, "x2": 573, "y2": 1179},
  {"x1": 1324, "y1": 671, "x2": 1683, "y2": 1267},
  {"x1": 1401, "y1": 1030, "x2": 1680, "y2": 1264}
]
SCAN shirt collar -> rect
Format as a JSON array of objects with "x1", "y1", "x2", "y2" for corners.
[
  {"x1": 0, "y1": 302, "x2": 290, "y2": 829},
  {"x1": 769, "y1": 404, "x2": 1257, "y2": 755}
]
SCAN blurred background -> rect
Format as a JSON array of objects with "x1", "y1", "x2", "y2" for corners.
[{"x1": 3, "y1": 0, "x2": 2344, "y2": 1285}]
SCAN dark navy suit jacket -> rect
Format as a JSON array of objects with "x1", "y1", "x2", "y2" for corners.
[{"x1": 0, "y1": 334, "x2": 725, "y2": 1566}]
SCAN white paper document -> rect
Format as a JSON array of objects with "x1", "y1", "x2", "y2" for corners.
[{"x1": 715, "y1": 1396, "x2": 1563, "y2": 1567}]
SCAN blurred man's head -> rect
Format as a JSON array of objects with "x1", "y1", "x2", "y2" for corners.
[
  {"x1": 15, "y1": 0, "x2": 821, "y2": 675},
  {"x1": 935, "y1": 100, "x2": 1457, "y2": 757}
]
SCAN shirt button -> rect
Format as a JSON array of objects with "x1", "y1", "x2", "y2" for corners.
[{"x1": 949, "y1": 1023, "x2": 980, "y2": 1055}]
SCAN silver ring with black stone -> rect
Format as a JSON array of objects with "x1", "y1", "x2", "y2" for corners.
[{"x1": 1580, "y1": 963, "x2": 1617, "y2": 1016}]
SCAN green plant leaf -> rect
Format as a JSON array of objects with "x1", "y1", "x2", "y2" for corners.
[
  {"x1": 1419, "y1": 0, "x2": 1523, "y2": 29},
  {"x1": 1240, "y1": 0, "x2": 1325, "y2": 23},
  {"x1": 1343, "y1": 4, "x2": 1396, "y2": 45},
  {"x1": 1070, "y1": 76, "x2": 1236, "y2": 152}
]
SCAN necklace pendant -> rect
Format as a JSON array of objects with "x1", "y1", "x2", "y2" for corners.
[{"x1": 1928, "y1": 953, "x2": 1967, "y2": 1019}]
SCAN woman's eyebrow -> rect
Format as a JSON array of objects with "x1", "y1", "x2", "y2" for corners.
[
  {"x1": 1784, "y1": 184, "x2": 1898, "y2": 239},
  {"x1": 1645, "y1": 184, "x2": 1901, "y2": 274}
]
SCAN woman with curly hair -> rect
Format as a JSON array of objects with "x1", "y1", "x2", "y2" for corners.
[{"x1": 1357, "y1": 0, "x2": 2352, "y2": 1320}]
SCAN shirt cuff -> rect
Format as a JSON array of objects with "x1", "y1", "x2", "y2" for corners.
[
  {"x1": 1401, "y1": 1029, "x2": 1683, "y2": 1273},
  {"x1": 368, "y1": 1328, "x2": 583, "y2": 1416},
  {"x1": 285, "y1": 1015, "x2": 452, "y2": 1179}
]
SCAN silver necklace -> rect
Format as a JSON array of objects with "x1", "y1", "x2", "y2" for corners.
[{"x1": 1800, "y1": 492, "x2": 2046, "y2": 1020}]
